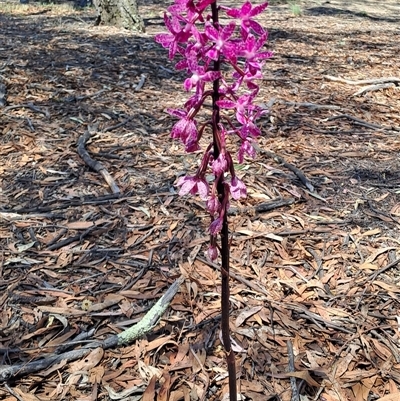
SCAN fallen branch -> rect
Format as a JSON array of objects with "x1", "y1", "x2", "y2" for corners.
[
  {"x1": 77, "y1": 127, "x2": 121, "y2": 194},
  {"x1": 324, "y1": 75, "x2": 400, "y2": 86},
  {"x1": 0, "y1": 276, "x2": 184, "y2": 382}
]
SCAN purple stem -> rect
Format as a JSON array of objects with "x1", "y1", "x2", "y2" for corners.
[{"x1": 211, "y1": 2, "x2": 237, "y2": 401}]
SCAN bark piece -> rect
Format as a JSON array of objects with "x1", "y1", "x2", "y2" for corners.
[{"x1": 324, "y1": 75, "x2": 400, "y2": 85}]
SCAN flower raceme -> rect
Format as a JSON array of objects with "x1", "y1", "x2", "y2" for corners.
[{"x1": 155, "y1": 1, "x2": 271, "y2": 259}]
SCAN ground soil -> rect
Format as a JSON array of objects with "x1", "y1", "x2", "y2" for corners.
[{"x1": 0, "y1": 1, "x2": 400, "y2": 400}]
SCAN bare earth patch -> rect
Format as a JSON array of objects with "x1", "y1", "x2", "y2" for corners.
[{"x1": 0, "y1": 1, "x2": 400, "y2": 400}]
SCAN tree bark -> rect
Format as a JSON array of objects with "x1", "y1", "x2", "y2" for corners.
[{"x1": 93, "y1": 0, "x2": 145, "y2": 32}]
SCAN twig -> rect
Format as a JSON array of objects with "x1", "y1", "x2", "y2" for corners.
[
  {"x1": 287, "y1": 341, "x2": 300, "y2": 401},
  {"x1": 3, "y1": 102, "x2": 50, "y2": 117},
  {"x1": 228, "y1": 198, "x2": 296, "y2": 216},
  {"x1": 103, "y1": 117, "x2": 133, "y2": 132},
  {"x1": 283, "y1": 101, "x2": 341, "y2": 110},
  {"x1": 134, "y1": 73, "x2": 147, "y2": 91},
  {"x1": 0, "y1": 277, "x2": 184, "y2": 382},
  {"x1": 324, "y1": 75, "x2": 400, "y2": 85},
  {"x1": 77, "y1": 127, "x2": 121, "y2": 194},
  {"x1": 253, "y1": 143, "x2": 315, "y2": 192},
  {"x1": 0, "y1": 83, "x2": 7, "y2": 107},
  {"x1": 4, "y1": 383, "x2": 24, "y2": 401},
  {"x1": 284, "y1": 303, "x2": 354, "y2": 334},
  {"x1": 326, "y1": 114, "x2": 387, "y2": 131},
  {"x1": 0, "y1": 193, "x2": 123, "y2": 214},
  {"x1": 353, "y1": 82, "x2": 396, "y2": 96},
  {"x1": 304, "y1": 123, "x2": 361, "y2": 136},
  {"x1": 368, "y1": 256, "x2": 400, "y2": 282}
]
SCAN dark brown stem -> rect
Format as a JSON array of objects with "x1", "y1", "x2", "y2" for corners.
[{"x1": 211, "y1": 2, "x2": 237, "y2": 400}]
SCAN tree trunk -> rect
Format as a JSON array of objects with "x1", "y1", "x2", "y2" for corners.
[{"x1": 93, "y1": 0, "x2": 145, "y2": 32}]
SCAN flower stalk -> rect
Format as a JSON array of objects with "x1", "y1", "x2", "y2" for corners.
[{"x1": 155, "y1": 1, "x2": 271, "y2": 399}]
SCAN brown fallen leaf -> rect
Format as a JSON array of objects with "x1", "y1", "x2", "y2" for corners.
[
  {"x1": 142, "y1": 375, "x2": 157, "y2": 401},
  {"x1": 235, "y1": 306, "x2": 263, "y2": 327},
  {"x1": 69, "y1": 347, "x2": 104, "y2": 373},
  {"x1": 158, "y1": 372, "x2": 172, "y2": 401},
  {"x1": 334, "y1": 352, "x2": 353, "y2": 378}
]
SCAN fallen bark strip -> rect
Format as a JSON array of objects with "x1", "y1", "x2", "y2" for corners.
[
  {"x1": 0, "y1": 82, "x2": 7, "y2": 107},
  {"x1": 77, "y1": 129, "x2": 121, "y2": 194},
  {"x1": 266, "y1": 97, "x2": 341, "y2": 110},
  {"x1": 324, "y1": 75, "x2": 400, "y2": 85},
  {"x1": 0, "y1": 212, "x2": 64, "y2": 221},
  {"x1": 287, "y1": 340, "x2": 300, "y2": 401},
  {"x1": 353, "y1": 82, "x2": 396, "y2": 97},
  {"x1": 0, "y1": 276, "x2": 184, "y2": 383}
]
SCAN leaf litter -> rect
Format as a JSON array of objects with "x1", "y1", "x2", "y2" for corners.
[{"x1": 0, "y1": 0, "x2": 400, "y2": 400}]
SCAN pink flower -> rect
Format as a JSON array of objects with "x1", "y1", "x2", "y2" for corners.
[
  {"x1": 184, "y1": 55, "x2": 221, "y2": 91},
  {"x1": 217, "y1": 93, "x2": 257, "y2": 123},
  {"x1": 184, "y1": 138, "x2": 201, "y2": 152},
  {"x1": 211, "y1": 150, "x2": 229, "y2": 175},
  {"x1": 209, "y1": 217, "x2": 223, "y2": 235},
  {"x1": 238, "y1": 139, "x2": 256, "y2": 163},
  {"x1": 168, "y1": 0, "x2": 215, "y2": 19},
  {"x1": 240, "y1": 32, "x2": 272, "y2": 63},
  {"x1": 207, "y1": 194, "x2": 221, "y2": 215},
  {"x1": 156, "y1": 0, "x2": 270, "y2": 230},
  {"x1": 207, "y1": 244, "x2": 218, "y2": 261},
  {"x1": 238, "y1": 106, "x2": 265, "y2": 138},
  {"x1": 230, "y1": 176, "x2": 247, "y2": 199},
  {"x1": 168, "y1": 109, "x2": 198, "y2": 146},
  {"x1": 225, "y1": 1, "x2": 268, "y2": 38},
  {"x1": 205, "y1": 21, "x2": 237, "y2": 62},
  {"x1": 177, "y1": 175, "x2": 209, "y2": 200},
  {"x1": 155, "y1": 14, "x2": 191, "y2": 59}
]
